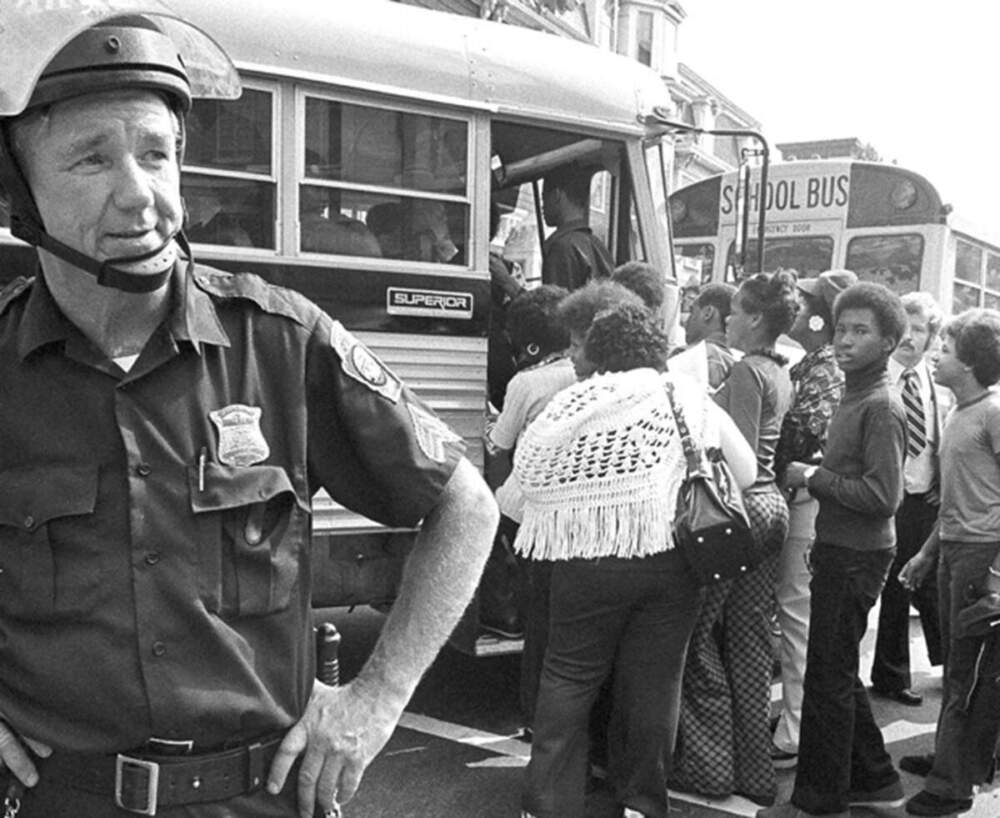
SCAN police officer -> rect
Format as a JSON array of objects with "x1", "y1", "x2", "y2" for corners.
[{"x1": 0, "y1": 4, "x2": 497, "y2": 817}]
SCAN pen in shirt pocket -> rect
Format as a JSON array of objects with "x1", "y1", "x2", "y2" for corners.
[{"x1": 198, "y1": 447, "x2": 207, "y2": 492}]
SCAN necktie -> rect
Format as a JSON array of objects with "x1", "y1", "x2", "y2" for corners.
[{"x1": 901, "y1": 369, "x2": 927, "y2": 458}]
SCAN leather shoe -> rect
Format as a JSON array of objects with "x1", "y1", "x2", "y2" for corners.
[
  {"x1": 905, "y1": 790, "x2": 973, "y2": 816},
  {"x1": 871, "y1": 686, "x2": 923, "y2": 706},
  {"x1": 900, "y1": 753, "x2": 935, "y2": 777}
]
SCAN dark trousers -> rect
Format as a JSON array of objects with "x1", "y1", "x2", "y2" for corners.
[
  {"x1": 518, "y1": 554, "x2": 553, "y2": 730},
  {"x1": 522, "y1": 551, "x2": 701, "y2": 818},
  {"x1": 927, "y1": 541, "x2": 1000, "y2": 800},
  {"x1": 792, "y1": 543, "x2": 900, "y2": 814},
  {"x1": 872, "y1": 492, "x2": 943, "y2": 691}
]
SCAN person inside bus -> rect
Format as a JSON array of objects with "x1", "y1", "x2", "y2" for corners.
[
  {"x1": 541, "y1": 163, "x2": 613, "y2": 291},
  {"x1": 770, "y1": 269, "x2": 857, "y2": 770},
  {"x1": 515, "y1": 302, "x2": 756, "y2": 818},
  {"x1": 365, "y1": 202, "x2": 405, "y2": 259},
  {"x1": 0, "y1": 12, "x2": 498, "y2": 818},
  {"x1": 899, "y1": 308, "x2": 1000, "y2": 818},
  {"x1": 676, "y1": 281, "x2": 738, "y2": 390},
  {"x1": 671, "y1": 271, "x2": 796, "y2": 808},
  {"x1": 487, "y1": 201, "x2": 524, "y2": 411},
  {"x1": 483, "y1": 285, "x2": 573, "y2": 732},
  {"x1": 300, "y1": 184, "x2": 382, "y2": 257},
  {"x1": 765, "y1": 283, "x2": 908, "y2": 818},
  {"x1": 870, "y1": 292, "x2": 949, "y2": 708}
]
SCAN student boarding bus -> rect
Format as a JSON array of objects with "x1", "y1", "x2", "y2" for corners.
[
  {"x1": 0, "y1": 1, "x2": 677, "y2": 652},
  {"x1": 668, "y1": 158, "x2": 1000, "y2": 319}
]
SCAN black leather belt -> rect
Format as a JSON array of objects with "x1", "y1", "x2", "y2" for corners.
[{"x1": 42, "y1": 733, "x2": 283, "y2": 815}]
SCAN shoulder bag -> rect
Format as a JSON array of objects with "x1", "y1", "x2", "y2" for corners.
[{"x1": 665, "y1": 382, "x2": 757, "y2": 585}]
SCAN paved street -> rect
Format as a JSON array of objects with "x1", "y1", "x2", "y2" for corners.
[{"x1": 321, "y1": 606, "x2": 999, "y2": 818}]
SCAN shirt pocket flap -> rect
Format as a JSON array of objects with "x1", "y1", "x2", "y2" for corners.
[
  {"x1": 0, "y1": 466, "x2": 98, "y2": 529},
  {"x1": 189, "y1": 464, "x2": 310, "y2": 514}
]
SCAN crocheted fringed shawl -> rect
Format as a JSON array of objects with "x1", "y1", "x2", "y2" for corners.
[{"x1": 513, "y1": 368, "x2": 704, "y2": 562}]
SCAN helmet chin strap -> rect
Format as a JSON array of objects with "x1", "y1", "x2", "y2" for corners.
[{"x1": 13, "y1": 212, "x2": 181, "y2": 293}]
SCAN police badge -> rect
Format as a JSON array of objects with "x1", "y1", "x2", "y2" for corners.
[{"x1": 209, "y1": 404, "x2": 271, "y2": 467}]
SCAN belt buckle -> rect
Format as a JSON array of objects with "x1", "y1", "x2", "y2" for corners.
[{"x1": 114, "y1": 754, "x2": 160, "y2": 816}]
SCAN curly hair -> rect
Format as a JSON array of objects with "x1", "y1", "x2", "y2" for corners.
[
  {"x1": 945, "y1": 308, "x2": 1000, "y2": 387},
  {"x1": 557, "y1": 280, "x2": 645, "y2": 337},
  {"x1": 611, "y1": 261, "x2": 666, "y2": 312},
  {"x1": 833, "y1": 282, "x2": 907, "y2": 348},
  {"x1": 506, "y1": 285, "x2": 570, "y2": 357},
  {"x1": 736, "y1": 270, "x2": 800, "y2": 341},
  {"x1": 693, "y1": 282, "x2": 738, "y2": 322},
  {"x1": 584, "y1": 303, "x2": 668, "y2": 373}
]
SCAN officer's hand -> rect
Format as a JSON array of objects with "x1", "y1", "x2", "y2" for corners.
[
  {"x1": 899, "y1": 551, "x2": 933, "y2": 591},
  {"x1": 0, "y1": 719, "x2": 52, "y2": 788},
  {"x1": 267, "y1": 679, "x2": 401, "y2": 818}
]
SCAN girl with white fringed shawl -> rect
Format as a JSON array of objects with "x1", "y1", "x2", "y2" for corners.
[{"x1": 516, "y1": 303, "x2": 756, "y2": 818}]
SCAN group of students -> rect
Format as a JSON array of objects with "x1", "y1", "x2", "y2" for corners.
[{"x1": 483, "y1": 255, "x2": 1000, "y2": 818}]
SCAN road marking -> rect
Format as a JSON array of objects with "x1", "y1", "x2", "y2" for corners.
[
  {"x1": 398, "y1": 712, "x2": 530, "y2": 762},
  {"x1": 882, "y1": 718, "x2": 937, "y2": 744}
]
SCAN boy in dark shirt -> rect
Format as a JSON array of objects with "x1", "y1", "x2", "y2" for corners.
[{"x1": 759, "y1": 283, "x2": 908, "y2": 818}]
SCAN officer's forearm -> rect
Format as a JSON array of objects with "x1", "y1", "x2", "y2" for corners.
[{"x1": 353, "y1": 458, "x2": 497, "y2": 709}]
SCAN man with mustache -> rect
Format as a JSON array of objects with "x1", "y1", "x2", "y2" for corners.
[{"x1": 870, "y1": 293, "x2": 949, "y2": 707}]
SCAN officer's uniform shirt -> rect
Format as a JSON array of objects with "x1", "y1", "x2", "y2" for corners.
[{"x1": 0, "y1": 263, "x2": 465, "y2": 753}]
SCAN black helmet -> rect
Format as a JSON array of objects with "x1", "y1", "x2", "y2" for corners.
[
  {"x1": 27, "y1": 16, "x2": 192, "y2": 114},
  {"x1": 0, "y1": 3, "x2": 239, "y2": 292}
]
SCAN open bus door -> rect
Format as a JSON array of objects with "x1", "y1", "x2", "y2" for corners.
[{"x1": 446, "y1": 128, "x2": 674, "y2": 657}]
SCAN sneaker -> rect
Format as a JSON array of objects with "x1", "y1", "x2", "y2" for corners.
[
  {"x1": 755, "y1": 803, "x2": 848, "y2": 818},
  {"x1": 622, "y1": 809, "x2": 645, "y2": 818},
  {"x1": 770, "y1": 745, "x2": 798, "y2": 770},
  {"x1": 905, "y1": 790, "x2": 974, "y2": 816},
  {"x1": 847, "y1": 779, "x2": 905, "y2": 808},
  {"x1": 900, "y1": 753, "x2": 936, "y2": 777}
]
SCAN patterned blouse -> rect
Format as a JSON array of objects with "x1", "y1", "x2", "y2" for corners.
[{"x1": 773, "y1": 344, "x2": 844, "y2": 481}]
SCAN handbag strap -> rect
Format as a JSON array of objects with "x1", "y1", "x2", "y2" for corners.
[{"x1": 665, "y1": 380, "x2": 703, "y2": 477}]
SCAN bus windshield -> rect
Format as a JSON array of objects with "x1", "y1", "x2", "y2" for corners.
[{"x1": 726, "y1": 236, "x2": 834, "y2": 279}]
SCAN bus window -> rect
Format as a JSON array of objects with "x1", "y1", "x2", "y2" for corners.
[
  {"x1": 302, "y1": 97, "x2": 469, "y2": 264},
  {"x1": 955, "y1": 239, "x2": 983, "y2": 284},
  {"x1": 184, "y1": 86, "x2": 276, "y2": 249},
  {"x1": 846, "y1": 234, "x2": 923, "y2": 294},
  {"x1": 986, "y1": 251, "x2": 1000, "y2": 292},
  {"x1": 953, "y1": 238, "x2": 985, "y2": 310},
  {"x1": 726, "y1": 236, "x2": 834, "y2": 279},
  {"x1": 954, "y1": 282, "x2": 980, "y2": 311}
]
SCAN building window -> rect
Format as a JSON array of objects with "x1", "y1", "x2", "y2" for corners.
[{"x1": 636, "y1": 10, "x2": 654, "y2": 67}]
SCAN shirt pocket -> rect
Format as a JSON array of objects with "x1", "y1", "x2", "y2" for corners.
[
  {"x1": 0, "y1": 465, "x2": 99, "y2": 621},
  {"x1": 190, "y1": 463, "x2": 310, "y2": 618}
]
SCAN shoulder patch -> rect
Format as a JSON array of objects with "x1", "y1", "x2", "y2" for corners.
[
  {"x1": 0, "y1": 276, "x2": 34, "y2": 317},
  {"x1": 330, "y1": 321, "x2": 402, "y2": 403},
  {"x1": 192, "y1": 266, "x2": 317, "y2": 328},
  {"x1": 407, "y1": 402, "x2": 461, "y2": 463}
]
